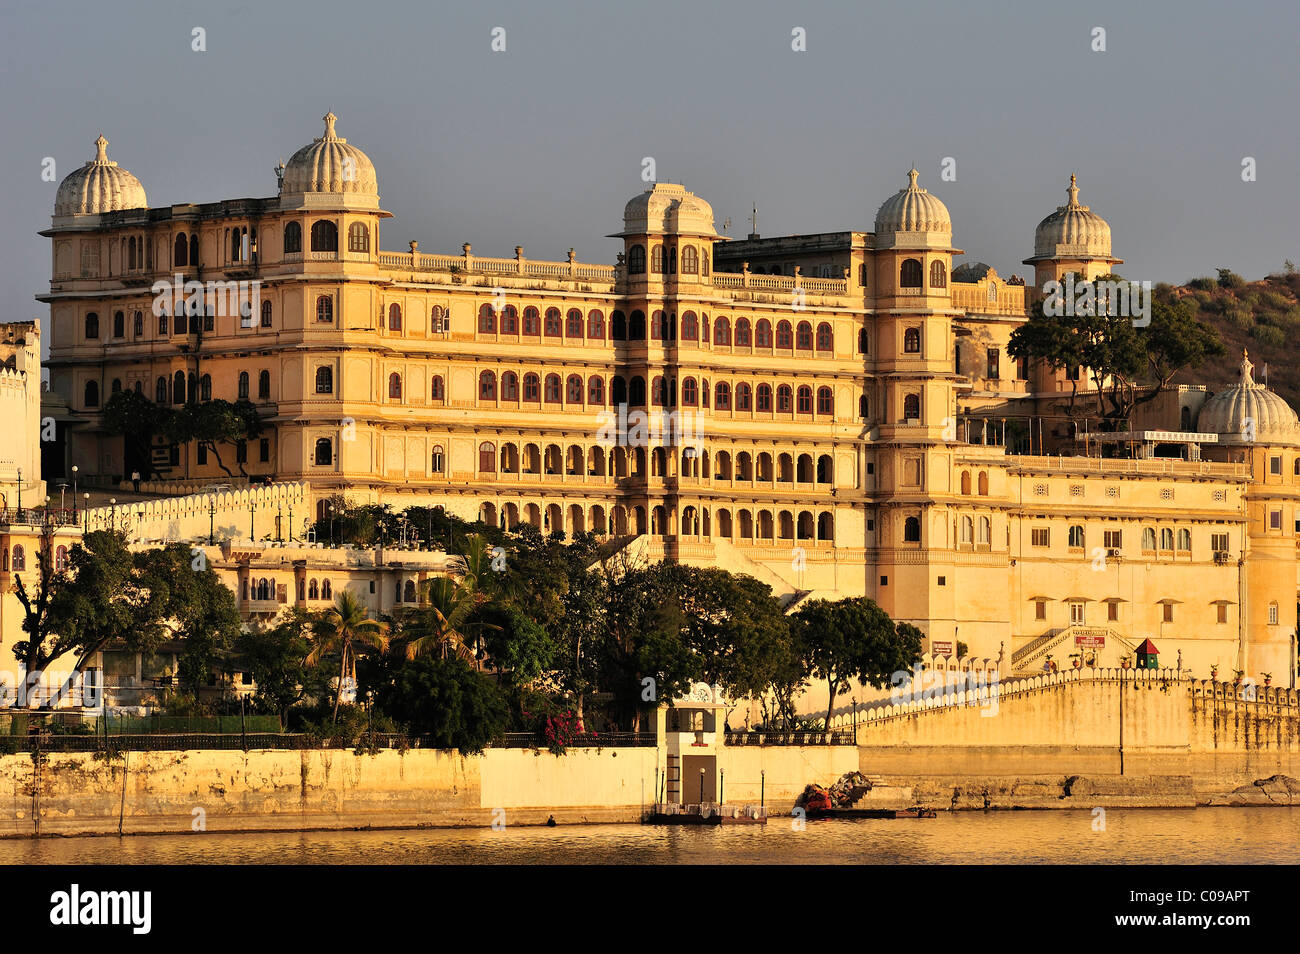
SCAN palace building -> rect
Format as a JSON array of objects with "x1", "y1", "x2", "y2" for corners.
[{"x1": 35, "y1": 113, "x2": 1300, "y2": 685}]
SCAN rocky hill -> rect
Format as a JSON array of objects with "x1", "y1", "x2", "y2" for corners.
[{"x1": 1165, "y1": 268, "x2": 1300, "y2": 411}]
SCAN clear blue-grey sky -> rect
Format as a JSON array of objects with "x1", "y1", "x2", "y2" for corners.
[{"x1": 2, "y1": 0, "x2": 1297, "y2": 327}]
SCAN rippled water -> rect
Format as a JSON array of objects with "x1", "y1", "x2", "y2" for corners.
[{"x1": 3, "y1": 808, "x2": 1298, "y2": 864}]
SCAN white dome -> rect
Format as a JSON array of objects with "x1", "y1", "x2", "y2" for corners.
[
  {"x1": 873, "y1": 169, "x2": 951, "y2": 248},
  {"x1": 620, "y1": 183, "x2": 717, "y2": 236},
  {"x1": 1197, "y1": 351, "x2": 1300, "y2": 445},
  {"x1": 280, "y1": 112, "x2": 378, "y2": 197},
  {"x1": 1031, "y1": 175, "x2": 1113, "y2": 261},
  {"x1": 54, "y1": 135, "x2": 147, "y2": 217}
]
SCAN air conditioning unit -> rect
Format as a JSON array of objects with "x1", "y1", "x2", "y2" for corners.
[
  {"x1": 1214, "y1": 550, "x2": 1232, "y2": 564},
  {"x1": 1106, "y1": 548, "x2": 1121, "y2": 560}
]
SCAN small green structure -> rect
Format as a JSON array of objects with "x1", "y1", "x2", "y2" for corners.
[{"x1": 1135, "y1": 638, "x2": 1159, "y2": 670}]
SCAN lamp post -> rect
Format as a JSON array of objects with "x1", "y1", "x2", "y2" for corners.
[
  {"x1": 699, "y1": 767, "x2": 706, "y2": 806},
  {"x1": 328, "y1": 504, "x2": 336, "y2": 547},
  {"x1": 288, "y1": 508, "x2": 293, "y2": 543},
  {"x1": 248, "y1": 502, "x2": 256, "y2": 543},
  {"x1": 208, "y1": 501, "x2": 216, "y2": 546},
  {"x1": 83, "y1": 493, "x2": 89, "y2": 533},
  {"x1": 109, "y1": 498, "x2": 116, "y2": 531},
  {"x1": 57, "y1": 483, "x2": 67, "y2": 514},
  {"x1": 276, "y1": 504, "x2": 283, "y2": 544},
  {"x1": 71, "y1": 465, "x2": 78, "y2": 519},
  {"x1": 15, "y1": 467, "x2": 22, "y2": 521}
]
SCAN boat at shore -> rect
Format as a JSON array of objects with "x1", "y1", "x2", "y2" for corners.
[
  {"x1": 804, "y1": 806, "x2": 937, "y2": 820},
  {"x1": 643, "y1": 803, "x2": 768, "y2": 826}
]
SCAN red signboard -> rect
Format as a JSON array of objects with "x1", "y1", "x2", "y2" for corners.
[
  {"x1": 930, "y1": 640, "x2": 954, "y2": 655},
  {"x1": 1075, "y1": 635, "x2": 1106, "y2": 648}
]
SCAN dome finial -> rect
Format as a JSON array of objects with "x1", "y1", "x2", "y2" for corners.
[
  {"x1": 1066, "y1": 173, "x2": 1080, "y2": 208},
  {"x1": 94, "y1": 135, "x2": 108, "y2": 163},
  {"x1": 1241, "y1": 348, "x2": 1255, "y2": 386},
  {"x1": 907, "y1": 167, "x2": 919, "y2": 189},
  {"x1": 323, "y1": 111, "x2": 338, "y2": 139}
]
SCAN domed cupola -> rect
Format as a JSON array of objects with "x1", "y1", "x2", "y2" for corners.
[
  {"x1": 617, "y1": 183, "x2": 718, "y2": 237},
  {"x1": 1197, "y1": 350, "x2": 1300, "y2": 446},
  {"x1": 1027, "y1": 175, "x2": 1117, "y2": 263},
  {"x1": 54, "y1": 135, "x2": 148, "y2": 218},
  {"x1": 279, "y1": 112, "x2": 379, "y2": 208},
  {"x1": 872, "y1": 168, "x2": 952, "y2": 248}
]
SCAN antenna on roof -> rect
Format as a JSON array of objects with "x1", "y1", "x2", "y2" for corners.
[{"x1": 748, "y1": 204, "x2": 759, "y2": 241}]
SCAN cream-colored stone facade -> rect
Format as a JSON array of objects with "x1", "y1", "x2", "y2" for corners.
[{"x1": 34, "y1": 117, "x2": 1300, "y2": 685}]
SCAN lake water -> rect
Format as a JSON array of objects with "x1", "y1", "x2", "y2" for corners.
[{"x1": 3, "y1": 807, "x2": 1298, "y2": 864}]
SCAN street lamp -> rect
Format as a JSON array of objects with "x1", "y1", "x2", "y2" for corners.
[
  {"x1": 57, "y1": 482, "x2": 67, "y2": 513},
  {"x1": 328, "y1": 504, "x2": 336, "y2": 546},
  {"x1": 82, "y1": 493, "x2": 89, "y2": 533},
  {"x1": 248, "y1": 502, "x2": 256, "y2": 543},
  {"x1": 109, "y1": 497, "x2": 116, "y2": 531},
  {"x1": 15, "y1": 467, "x2": 22, "y2": 520},
  {"x1": 288, "y1": 507, "x2": 293, "y2": 543},
  {"x1": 208, "y1": 501, "x2": 216, "y2": 546},
  {"x1": 276, "y1": 504, "x2": 283, "y2": 543},
  {"x1": 71, "y1": 465, "x2": 79, "y2": 519}
]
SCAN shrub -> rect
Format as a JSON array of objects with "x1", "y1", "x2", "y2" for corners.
[
  {"x1": 378, "y1": 657, "x2": 508, "y2": 754},
  {"x1": 1217, "y1": 268, "x2": 1246, "y2": 289},
  {"x1": 1188, "y1": 276, "x2": 1217, "y2": 292},
  {"x1": 1224, "y1": 306, "x2": 1253, "y2": 331},
  {"x1": 1251, "y1": 324, "x2": 1285, "y2": 348}
]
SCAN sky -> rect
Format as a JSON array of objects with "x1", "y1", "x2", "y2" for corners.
[{"x1": 1, "y1": 0, "x2": 1297, "y2": 329}]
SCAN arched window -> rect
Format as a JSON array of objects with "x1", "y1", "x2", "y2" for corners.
[
  {"x1": 1177, "y1": 528, "x2": 1191, "y2": 551},
  {"x1": 903, "y1": 328, "x2": 921, "y2": 353},
  {"x1": 174, "y1": 233, "x2": 189, "y2": 267},
  {"x1": 520, "y1": 308, "x2": 540, "y2": 337},
  {"x1": 173, "y1": 370, "x2": 186, "y2": 404},
  {"x1": 523, "y1": 373, "x2": 540, "y2": 402},
  {"x1": 111, "y1": 311, "x2": 124, "y2": 338},
  {"x1": 978, "y1": 517, "x2": 990, "y2": 544},
  {"x1": 566, "y1": 309, "x2": 584, "y2": 339},
  {"x1": 478, "y1": 304, "x2": 496, "y2": 334},
  {"x1": 54, "y1": 546, "x2": 69, "y2": 571},
  {"x1": 155, "y1": 376, "x2": 167, "y2": 403},
  {"x1": 715, "y1": 381, "x2": 731, "y2": 409},
  {"x1": 348, "y1": 222, "x2": 369, "y2": 253},
  {"x1": 587, "y1": 310, "x2": 605, "y2": 339},
  {"x1": 501, "y1": 371, "x2": 519, "y2": 400},
  {"x1": 650, "y1": 311, "x2": 666, "y2": 341},
  {"x1": 315, "y1": 366, "x2": 333, "y2": 393},
  {"x1": 404, "y1": 580, "x2": 417, "y2": 603},
  {"x1": 1068, "y1": 525, "x2": 1085, "y2": 548},
  {"x1": 479, "y1": 441, "x2": 497, "y2": 472},
  {"x1": 322, "y1": 580, "x2": 332, "y2": 599},
  {"x1": 816, "y1": 323, "x2": 833, "y2": 352},
  {"x1": 544, "y1": 374, "x2": 562, "y2": 403},
  {"x1": 545, "y1": 308, "x2": 562, "y2": 337},
  {"x1": 651, "y1": 245, "x2": 665, "y2": 274},
  {"x1": 681, "y1": 245, "x2": 698, "y2": 274},
  {"x1": 978, "y1": 472, "x2": 989, "y2": 495},
  {"x1": 189, "y1": 233, "x2": 199, "y2": 263},
  {"x1": 903, "y1": 393, "x2": 920, "y2": 420},
  {"x1": 310, "y1": 220, "x2": 338, "y2": 252},
  {"x1": 629, "y1": 375, "x2": 646, "y2": 406},
  {"x1": 83, "y1": 380, "x2": 99, "y2": 407},
  {"x1": 755, "y1": 319, "x2": 772, "y2": 348},
  {"x1": 500, "y1": 305, "x2": 518, "y2": 335},
  {"x1": 388, "y1": 372, "x2": 402, "y2": 399},
  {"x1": 314, "y1": 438, "x2": 333, "y2": 465},
  {"x1": 929, "y1": 260, "x2": 947, "y2": 288},
  {"x1": 12, "y1": 545, "x2": 26, "y2": 571},
  {"x1": 900, "y1": 258, "x2": 923, "y2": 288},
  {"x1": 776, "y1": 384, "x2": 793, "y2": 412},
  {"x1": 796, "y1": 385, "x2": 813, "y2": 413},
  {"x1": 109, "y1": 378, "x2": 121, "y2": 395},
  {"x1": 158, "y1": 311, "x2": 168, "y2": 336},
  {"x1": 682, "y1": 377, "x2": 698, "y2": 406},
  {"x1": 566, "y1": 374, "x2": 583, "y2": 404},
  {"x1": 776, "y1": 320, "x2": 793, "y2": 349},
  {"x1": 817, "y1": 386, "x2": 833, "y2": 415},
  {"x1": 84, "y1": 312, "x2": 99, "y2": 340},
  {"x1": 628, "y1": 245, "x2": 646, "y2": 274},
  {"x1": 175, "y1": 307, "x2": 188, "y2": 335},
  {"x1": 1160, "y1": 528, "x2": 1174, "y2": 550},
  {"x1": 315, "y1": 296, "x2": 333, "y2": 323},
  {"x1": 431, "y1": 375, "x2": 445, "y2": 401},
  {"x1": 904, "y1": 517, "x2": 921, "y2": 542},
  {"x1": 611, "y1": 375, "x2": 627, "y2": 406},
  {"x1": 432, "y1": 444, "x2": 444, "y2": 473},
  {"x1": 681, "y1": 311, "x2": 698, "y2": 341},
  {"x1": 588, "y1": 375, "x2": 605, "y2": 405},
  {"x1": 132, "y1": 311, "x2": 143, "y2": 337},
  {"x1": 388, "y1": 303, "x2": 402, "y2": 331},
  {"x1": 308, "y1": 579, "x2": 319, "y2": 600},
  {"x1": 960, "y1": 516, "x2": 973, "y2": 544},
  {"x1": 258, "y1": 370, "x2": 270, "y2": 400},
  {"x1": 795, "y1": 321, "x2": 813, "y2": 350},
  {"x1": 284, "y1": 222, "x2": 302, "y2": 254},
  {"x1": 757, "y1": 383, "x2": 773, "y2": 412},
  {"x1": 628, "y1": 310, "x2": 646, "y2": 340},
  {"x1": 736, "y1": 382, "x2": 752, "y2": 411},
  {"x1": 1142, "y1": 527, "x2": 1157, "y2": 551},
  {"x1": 238, "y1": 371, "x2": 250, "y2": 400},
  {"x1": 711, "y1": 316, "x2": 730, "y2": 345},
  {"x1": 479, "y1": 370, "x2": 497, "y2": 401},
  {"x1": 858, "y1": 329, "x2": 868, "y2": 354},
  {"x1": 731, "y1": 318, "x2": 749, "y2": 347}
]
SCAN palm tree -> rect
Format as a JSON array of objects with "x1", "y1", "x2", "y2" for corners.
[
  {"x1": 308, "y1": 590, "x2": 389, "y2": 723},
  {"x1": 457, "y1": 533, "x2": 496, "y2": 598},
  {"x1": 402, "y1": 576, "x2": 476, "y2": 663}
]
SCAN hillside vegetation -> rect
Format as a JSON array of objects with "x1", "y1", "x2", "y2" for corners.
[{"x1": 1165, "y1": 265, "x2": 1300, "y2": 410}]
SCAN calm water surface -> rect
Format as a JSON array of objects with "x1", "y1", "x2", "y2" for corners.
[{"x1": 3, "y1": 808, "x2": 1298, "y2": 864}]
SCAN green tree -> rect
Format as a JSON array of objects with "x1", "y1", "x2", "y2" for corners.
[
  {"x1": 237, "y1": 609, "x2": 326, "y2": 723},
  {"x1": 100, "y1": 389, "x2": 172, "y2": 480},
  {"x1": 307, "y1": 590, "x2": 390, "y2": 722},
  {"x1": 378, "y1": 656, "x2": 509, "y2": 753},
  {"x1": 400, "y1": 576, "x2": 475, "y2": 662},
  {"x1": 795, "y1": 597, "x2": 923, "y2": 727},
  {"x1": 165, "y1": 399, "x2": 263, "y2": 478}
]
